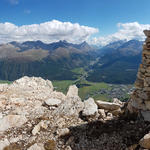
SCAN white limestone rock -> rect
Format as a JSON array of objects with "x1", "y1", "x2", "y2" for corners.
[
  {"x1": 12, "y1": 76, "x2": 53, "y2": 91},
  {"x1": 82, "y1": 98, "x2": 98, "y2": 116},
  {"x1": 45, "y1": 98, "x2": 61, "y2": 107},
  {"x1": 58, "y1": 128, "x2": 70, "y2": 137},
  {"x1": 9, "y1": 97, "x2": 26, "y2": 106},
  {"x1": 7, "y1": 76, "x2": 54, "y2": 101},
  {"x1": 67, "y1": 85, "x2": 78, "y2": 98},
  {"x1": 50, "y1": 91, "x2": 66, "y2": 101},
  {"x1": 0, "y1": 84, "x2": 8, "y2": 92},
  {"x1": 0, "y1": 115, "x2": 27, "y2": 132},
  {"x1": 96, "y1": 100, "x2": 121, "y2": 111},
  {"x1": 0, "y1": 113, "x2": 3, "y2": 119},
  {"x1": 55, "y1": 96, "x2": 84, "y2": 116},
  {"x1": 32, "y1": 120, "x2": 48, "y2": 135}
]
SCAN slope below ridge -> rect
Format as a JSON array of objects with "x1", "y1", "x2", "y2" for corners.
[
  {"x1": 117, "y1": 40, "x2": 143, "y2": 56},
  {"x1": 5, "y1": 40, "x2": 93, "y2": 61},
  {"x1": 0, "y1": 40, "x2": 95, "y2": 81},
  {"x1": 0, "y1": 43, "x2": 49, "y2": 62}
]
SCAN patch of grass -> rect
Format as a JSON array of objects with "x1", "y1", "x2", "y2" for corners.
[
  {"x1": 0, "y1": 80, "x2": 12, "y2": 84},
  {"x1": 52, "y1": 79, "x2": 111, "y2": 101},
  {"x1": 52, "y1": 80, "x2": 75, "y2": 94},
  {"x1": 71, "y1": 67, "x2": 87, "y2": 79},
  {"x1": 78, "y1": 81, "x2": 110, "y2": 100},
  {"x1": 72, "y1": 67, "x2": 86, "y2": 74},
  {"x1": 93, "y1": 94, "x2": 111, "y2": 102}
]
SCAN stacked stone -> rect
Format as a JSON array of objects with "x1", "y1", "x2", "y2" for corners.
[{"x1": 131, "y1": 30, "x2": 150, "y2": 121}]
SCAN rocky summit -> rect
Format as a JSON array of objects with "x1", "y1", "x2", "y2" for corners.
[
  {"x1": 0, "y1": 76, "x2": 124, "y2": 150},
  {"x1": 1, "y1": 33, "x2": 150, "y2": 149},
  {"x1": 0, "y1": 75, "x2": 149, "y2": 150}
]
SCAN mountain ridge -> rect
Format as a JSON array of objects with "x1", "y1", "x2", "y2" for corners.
[
  {"x1": 87, "y1": 39, "x2": 143, "y2": 84},
  {"x1": 0, "y1": 39, "x2": 144, "y2": 83}
]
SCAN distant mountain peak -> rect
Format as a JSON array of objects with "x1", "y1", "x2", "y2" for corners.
[
  {"x1": 22, "y1": 40, "x2": 45, "y2": 45},
  {"x1": 77, "y1": 41, "x2": 91, "y2": 50},
  {"x1": 5, "y1": 40, "x2": 94, "y2": 52},
  {"x1": 58, "y1": 40, "x2": 67, "y2": 43},
  {"x1": 81, "y1": 41, "x2": 88, "y2": 44},
  {"x1": 104, "y1": 40, "x2": 127, "y2": 49}
]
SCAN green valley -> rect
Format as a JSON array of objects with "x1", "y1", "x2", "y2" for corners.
[{"x1": 52, "y1": 78, "x2": 134, "y2": 101}]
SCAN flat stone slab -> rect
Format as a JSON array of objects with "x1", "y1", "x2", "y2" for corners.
[
  {"x1": 45, "y1": 98, "x2": 61, "y2": 106},
  {"x1": 96, "y1": 100, "x2": 121, "y2": 111}
]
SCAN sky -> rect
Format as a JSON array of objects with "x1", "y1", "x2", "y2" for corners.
[{"x1": 0, "y1": 0, "x2": 150, "y2": 45}]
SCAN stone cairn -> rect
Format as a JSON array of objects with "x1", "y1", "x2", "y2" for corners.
[{"x1": 130, "y1": 30, "x2": 150, "y2": 121}]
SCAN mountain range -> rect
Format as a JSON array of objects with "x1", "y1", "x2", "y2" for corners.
[
  {"x1": 87, "y1": 40, "x2": 143, "y2": 84},
  {"x1": 0, "y1": 39, "x2": 143, "y2": 83},
  {"x1": 0, "y1": 40, "x2": 95, "y2": 81}
]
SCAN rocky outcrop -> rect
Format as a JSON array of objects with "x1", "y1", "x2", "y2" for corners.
[
  {"x1": 67, "y1": 85, "x2": 78, "y2": 98},
  {"x1": 128, "y1": 30, "x2": 150, "y2": 121},
  {"x1": 0, "y1": 76, "x2": 143, "y2": 149},
  {"x1": 54, "y1": 85, "x2": 84, "y2": 116},
  {"x1": 7, "y1": 76, "x2": 54, "y2": 102},
  {"x1": 82, "y1": 98, "x2": 98, "y2": 116},
  {"x1": 54, "y1": 96, "x2": 84, "y2": 116}
]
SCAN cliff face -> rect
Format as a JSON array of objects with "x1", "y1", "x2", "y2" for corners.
[{"x1": 129, "y1": 30, "x2": 150, "y2": 121}]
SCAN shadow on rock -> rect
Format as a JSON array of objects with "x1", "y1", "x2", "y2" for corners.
[{"x1": 60, "y1": 116, "x2": 150, "y2": 150}]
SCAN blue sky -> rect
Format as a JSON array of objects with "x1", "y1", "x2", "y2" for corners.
[{"x1": 0, "y1": 0, "x2": 150, "y2": 45}]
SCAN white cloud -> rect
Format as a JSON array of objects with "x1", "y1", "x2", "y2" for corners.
[
  {"x1": 89, "y1": 22, "x2": 150, "y2": 46},
  {"x1": 1, "y1": 21, "x2": 149, "y2": 46},
  {"x1": 8, "y1": 0, "x2": 19, "y2": 5},
  {"x1": 0, "y1": 20, "x2": 98, "y2": 44}
]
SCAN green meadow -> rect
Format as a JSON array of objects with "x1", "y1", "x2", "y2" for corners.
[{"x1": 52, "y1": 80, "x2": 111, "y2": 101}]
